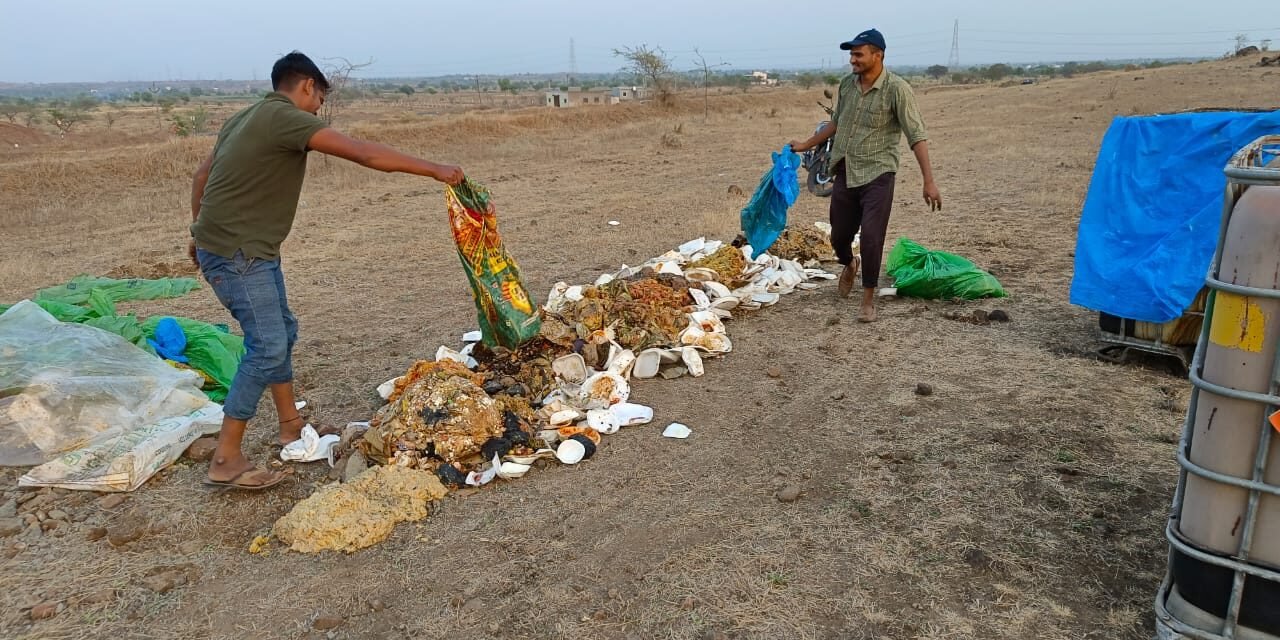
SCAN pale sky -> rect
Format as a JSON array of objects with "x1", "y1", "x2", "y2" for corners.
[{"x1": 1, "y1": 0, "x2": 1277, "y2": 83}]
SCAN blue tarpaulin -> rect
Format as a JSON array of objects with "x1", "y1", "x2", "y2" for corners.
[
  {"x1": 1070, "y1": 110, "x2": 1280, "y2": 323},
  {"x1": 740, "y1": 145, "x2": 801, "y2": 258}
]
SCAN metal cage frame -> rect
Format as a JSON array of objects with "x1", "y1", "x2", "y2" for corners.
[{"x1": 1155, "y1": 135, "x2": 1280, "y2": 640}]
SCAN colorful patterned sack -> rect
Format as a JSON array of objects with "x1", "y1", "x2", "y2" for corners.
[{"x1": 445, "y1": 179, "x2": 541, "y2": 348}]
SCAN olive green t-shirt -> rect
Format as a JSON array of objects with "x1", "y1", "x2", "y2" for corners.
[{"x1": 191, "y1": 92, "x2": 328, "y2": 260}]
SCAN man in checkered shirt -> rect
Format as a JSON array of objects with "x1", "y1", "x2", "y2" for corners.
[{"x1": 791, "y1": 29, "x2": 943, "y2": 323}]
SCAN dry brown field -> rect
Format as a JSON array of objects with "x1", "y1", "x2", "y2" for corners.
[{"x1": 0, "y1": 55, "x2": 1275, "y2": 640}]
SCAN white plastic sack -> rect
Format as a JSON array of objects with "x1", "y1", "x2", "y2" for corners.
[
  {"x1": 1, "y1": 301, "x2": 221, "y2": 489},
  {"x1": 20, "y1": 403, "x2": 222, "y2": 492}
]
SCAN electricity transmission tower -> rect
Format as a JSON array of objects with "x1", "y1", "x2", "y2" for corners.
[
  {"x1": 948, "y1": 20, "x2": 960, "y2": 69},
  {"x1": 569, "y1": 38, "x2": 578, "y2": 86}
]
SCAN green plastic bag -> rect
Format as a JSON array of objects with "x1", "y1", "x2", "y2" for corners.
[
  {"x1": 84, "y1": 314, "x2": 152, "y2": 352},
  {"x1": 35, "y1": 275, "x2": 199, "y2": 306},
  {"x1": 885, "y1": 238, "x2": 1007, "y2": 300},
  {"x1": 142, "y1": 317, "x2": 245, "y2": 403},
  {"x1": 445, "y1": 179, "x2": 542, "y2": 349},
  {"x1": 3, "y1": 279, "x2": 240, "y2": 402},
  {"x1": 84, "y1": 289, "x2": 118, "y2": 319}
]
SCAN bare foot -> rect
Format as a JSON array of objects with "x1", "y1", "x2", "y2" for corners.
[
  {"x1": 278, "y1": 416, "x2": 341, "y2": 445},
  {"x1": 838, "y1": 257, "x2": 861, "y2": 298},
  {"x1": 207, "y1": 451, "x2": 285, "y2": 489},
  {"x1": 858, "y1": 303, "x2": 878, "y2": 323},
  {"x1": 278, "y1": 415, "x2": 305, "y2": 445},
  {"x1": 208, "y1": 452, "x2": 256, "y2": 483}
]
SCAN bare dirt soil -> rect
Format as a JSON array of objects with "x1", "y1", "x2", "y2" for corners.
[{"x1": 0, "y1": 56, "x2": 1275, "y2": 640}]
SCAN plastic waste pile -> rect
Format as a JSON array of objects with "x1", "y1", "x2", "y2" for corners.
[
  {"x1": 0, "y1": 276, "x2": 244, "y2": 402},
  {"x1": 0, "y1": 301, "x2": 222, "y2": 491}
]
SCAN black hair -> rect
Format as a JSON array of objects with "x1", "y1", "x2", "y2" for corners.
[{"x1": 271, "y1": 51, "x2": 330, "y2": 92}]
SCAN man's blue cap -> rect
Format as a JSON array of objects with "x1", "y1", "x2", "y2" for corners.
[{"x1": 841, "y1": 28, "x2": 886, "y2": 52}]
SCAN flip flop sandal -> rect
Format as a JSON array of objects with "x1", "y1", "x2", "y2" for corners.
[{"x1": 203, "y1": 466, "x2": 286, "y2": 491}]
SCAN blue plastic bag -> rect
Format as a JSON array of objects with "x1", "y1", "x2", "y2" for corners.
[
  {"x1": 146, "y1": 317, "x2": 189, "y2": 363},
  {"x1": 740, "y1": 145, "x2": 801, "y2": 258}
]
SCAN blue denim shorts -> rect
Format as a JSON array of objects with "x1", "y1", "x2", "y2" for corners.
[{"x1": 196, "y1": 249, "x2": 298, "y2": 420}]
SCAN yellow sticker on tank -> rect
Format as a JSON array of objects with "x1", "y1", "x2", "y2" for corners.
[{"x1": 1209, "y1": 293, "x2": 1266, "y2": 353}]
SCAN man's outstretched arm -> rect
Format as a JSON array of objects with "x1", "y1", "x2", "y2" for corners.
[{"x1": 307, "y1": 128, "x2": 463, "y2": 185}]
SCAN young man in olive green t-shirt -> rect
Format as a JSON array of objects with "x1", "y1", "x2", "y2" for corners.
[{"x1": 190, "y1": 51, "x2": 463, "y2": 490}]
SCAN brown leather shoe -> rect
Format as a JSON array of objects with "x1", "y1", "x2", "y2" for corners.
[{"x1": 838, "y1": 257, "x2": 860, "y2": 298}]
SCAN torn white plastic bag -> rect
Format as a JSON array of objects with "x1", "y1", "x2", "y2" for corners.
[{"x1": 280, "y1": 424, "x2": 341, "y2": 464}]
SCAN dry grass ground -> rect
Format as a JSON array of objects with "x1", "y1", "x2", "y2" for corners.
[{"x1": 0, "y1": 56, "x2": 1276, "y2": 640}]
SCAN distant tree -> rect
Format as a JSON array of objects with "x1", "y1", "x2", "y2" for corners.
[
  {"x1": 171, "y1": 106, "x2": 210, "y2": 137},
  {"x1": 613, "y1": 44, "x2": 675, "y2": 106},
  {"x1": 397, "y1": 84, "x2": 415, "y2": 96},
  {"x1": 982, "y1": 64, "x2": 1013, "y2": 81},
  {"x1": 70, "y1": 94, "x2": 98, "y2": 112},
  {"x1": 19, "y1": 99, "x2": 40, "y2": 127},
  {"x1": 951, "y1": 72, "x2": 975, "y2": 85},
  {"x1": 926, "y1": 65, "x2": 949, "y2": 79},
  {"x1": 1234, "y1": 33, "x2": 1250, "y2": 54},
  {"x1": 189, "y1": 86, "x2": 205, "y2": 97},
  {"x1": 796, "y1": 72, "x2": 817, "y2": 89},
  {"x1": 47, "y1": 108, "x2": 90, "y2": 134},
  {"x1": 425, "y1": 87, "x2": 438, "y2": 95},
  {"x1": 691, "y1": 48, "x2": 729, "y2": 119},
  {"x1": 0, "y1": 100, "x2": 20, "y2": 123},
  {"x1": 823, "y1": 74, "x2": 841, "y2": 86},
  {"x1": 320, "y1": 56, "x2": 373, "y2": 126},
  {"x1": 497, "y1": 78, "x2": 516, "y2": 94}
]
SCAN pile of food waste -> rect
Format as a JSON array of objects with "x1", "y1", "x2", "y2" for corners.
[{"x1": 273, "y1": 224, "x2": 839, "y2": 552}]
